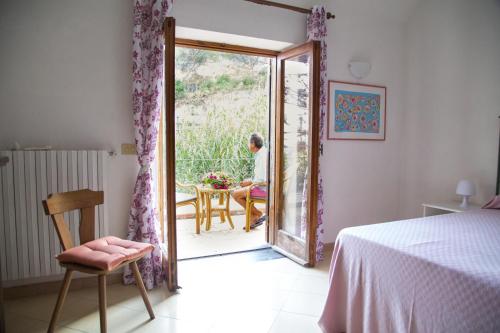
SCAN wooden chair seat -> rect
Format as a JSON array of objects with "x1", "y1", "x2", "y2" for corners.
[
  {"x1": 60, "y1": 258, "x2": 142, "y2": 276},
  {"x1": 175, "y1": 182, "x2": 202, "y2": 234},
  {"x1": 176, "y1": 192, "x2": 197, "y2": 205},
  {"x1": 249, "y1": 196, "x2": 267, "y2": 202}
]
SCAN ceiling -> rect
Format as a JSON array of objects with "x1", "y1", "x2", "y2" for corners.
[{"x1": 275, "y1": 0, "x2": 421, "y2": 22}]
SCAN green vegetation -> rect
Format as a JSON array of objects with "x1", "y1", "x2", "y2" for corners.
[{"x1": 174, "y1": 47, "x2": 270, "y2": 184}]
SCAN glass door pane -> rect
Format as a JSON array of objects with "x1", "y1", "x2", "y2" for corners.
[
  {"x1": 272, "y1": 41, "x2": 320, "y2": 265},
  {"x1": 282, "y1": 53, "x2": 310, "y2": 239}
]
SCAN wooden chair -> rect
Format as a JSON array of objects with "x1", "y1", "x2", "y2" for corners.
[
  {"x1": 43, "y1": 189, "x2": 155, "y2": 333},
  {"x1": 176, "y1": 182, "x2": 202, "y2": 234},
  {"x1": 245, "y1": 182, "x2": 268, "y2": 232}
]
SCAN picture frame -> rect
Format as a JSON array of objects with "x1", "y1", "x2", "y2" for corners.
[{"x1": 327, "y1": 80, "x2": 386, "y2": 141}]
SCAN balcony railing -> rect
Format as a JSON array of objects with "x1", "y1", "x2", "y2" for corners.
[{"x1": 176, "y1": 158, "x2": 254, "y2": 185}]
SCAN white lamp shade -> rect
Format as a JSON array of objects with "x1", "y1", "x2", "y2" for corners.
[
  {"x1": 348, "y1": 61, "x2": 371, "y2": 80},
  {"x1": 456, "y1": 180, "x2": 476, "y2": 196}
]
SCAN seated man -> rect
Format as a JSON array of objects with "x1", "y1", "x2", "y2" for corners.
[{"x1": 232, "y1": 133, "x2": 268, "y2": 229}]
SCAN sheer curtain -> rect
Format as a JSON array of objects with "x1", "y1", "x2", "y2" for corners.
[{"x1": 123, "y1": 0, "x2": 173, "y2": 290}]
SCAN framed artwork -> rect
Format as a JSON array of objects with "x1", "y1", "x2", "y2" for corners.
[{"x1": 327, "y1": 81, "x2": 386, "y2": 141}]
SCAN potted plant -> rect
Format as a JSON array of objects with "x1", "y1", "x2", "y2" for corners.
[{"x1": 202, "y1": 172, "x2": 235, "y2": 189}]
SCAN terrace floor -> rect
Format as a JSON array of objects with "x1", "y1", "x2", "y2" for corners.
[{"x1": 176, "y1": 199, "x2": 268, "y2": 260}]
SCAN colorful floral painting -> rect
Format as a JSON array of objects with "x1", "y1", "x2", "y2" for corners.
[
  {"x1": 328, "y1": 81, "x2": 386, "y2": 140},
  {"x1": 334, "y1": 90, "x2": 380, "y2": 133}
]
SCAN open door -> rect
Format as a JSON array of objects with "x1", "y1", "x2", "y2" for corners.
[
  {"x1": 270, "y1": 41, "x2": 320, "y2": 267},
  {"x1": 164, "y1": 17, "x2": 178, "y2": 291}
]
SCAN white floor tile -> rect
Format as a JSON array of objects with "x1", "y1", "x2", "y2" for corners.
[
  {"x1": 292, "y1": 274, "x2": 329, "y2": 295},
  {"x1": 209, "y1": 309, "x2": 279, "y2": 333},
  {"x1": 281, "y1": 291, "x2": 327, "y2": 317},
  {"x1": 268, "y1": 312, "x2": 322, "y2": 333}
]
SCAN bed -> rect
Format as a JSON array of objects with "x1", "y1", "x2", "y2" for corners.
[{"x1": 318, "y1": 209, "x2": 500, "y2": 332}]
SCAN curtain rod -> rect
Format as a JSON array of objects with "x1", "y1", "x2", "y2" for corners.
[{"x1": 244, "y1": 0, "x2": 335, "y2": 19}]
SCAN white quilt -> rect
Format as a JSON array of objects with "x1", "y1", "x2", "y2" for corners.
[{"x1": 318, "y1": 209, "x2": 500, "y2": 333}]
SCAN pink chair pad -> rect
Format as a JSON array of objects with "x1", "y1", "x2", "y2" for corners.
[
  {"x1": 250, "y1": 186, "x2": 267, "y2": 198},
  {"x1": 57, "y1": 236, "x2": 154, "y2": 271}
]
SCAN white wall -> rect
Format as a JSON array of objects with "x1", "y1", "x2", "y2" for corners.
[
  {"x1": 400, "y1": 0, "x2": 500, "y2": 218},
  {"x1": 171, "y1": 0, "x2": 312, "y2": 44},
  {"x1": 320, "y1": 3, "x2": 408, "y2": 241},
  {"x1": 0, "y1": 0, "x2": 137, "y2": 238}
]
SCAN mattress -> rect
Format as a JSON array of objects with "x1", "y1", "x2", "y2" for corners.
[{"x1": 318, "y1": 209, "x2": 500, "y2": 333}]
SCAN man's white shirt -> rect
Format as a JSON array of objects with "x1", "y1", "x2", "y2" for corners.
[{"x1": 252, "y1": 146, "x2": 268, "y2": 183}]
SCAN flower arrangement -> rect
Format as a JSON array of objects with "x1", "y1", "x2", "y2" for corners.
[{"x1": 201, "y1": 172, "x2": 235, "y2": 189}]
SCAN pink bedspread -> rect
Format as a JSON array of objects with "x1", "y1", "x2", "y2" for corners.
[{"x1": 318, "y1": 209, "x2": 500, "y2": 333}]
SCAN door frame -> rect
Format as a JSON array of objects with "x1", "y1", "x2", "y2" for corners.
[
  {"x1": 163, "y1": 26, "x2": 322, "y2": 289},
  {"x1": 162, "y1": 26, "x2": 280, "y2": 290},
  {"x1": 164, "y1": 17, "x2": 178, "y2": 291}
]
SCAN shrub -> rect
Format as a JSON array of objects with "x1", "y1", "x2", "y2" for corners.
[
  {"x1": 175, "y1": 80, "x2": 186, "y2": 99},
  {"x1": 176, "y1": 95, "x2": 268, "y2": 184}
]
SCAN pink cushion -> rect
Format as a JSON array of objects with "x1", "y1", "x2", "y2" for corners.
[
  {"x1": 482, "y1": 195, "x2": 500, "y2": 209},
  {"x1": 250, "y1": 186, "x2": 267, "y2": 198},
  {"x1": 57, "y1": 236, "x2": 154, "y2": 271}
]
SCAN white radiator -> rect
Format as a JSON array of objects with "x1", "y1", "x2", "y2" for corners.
[{"x1": 0, "y1": 150, "x2": 108, "y2": 283}]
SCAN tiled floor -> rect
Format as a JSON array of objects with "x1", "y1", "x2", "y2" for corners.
[
  {"x1": 5, "y1": 249, "x2": 332, "y2": 333},
  {"x1": 177, "y1": 202, "x2": 267, "y2": 259}
]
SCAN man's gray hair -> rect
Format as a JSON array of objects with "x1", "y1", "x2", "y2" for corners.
[{"x1": 249, "y1": 133, "x2": 264, "y2": 149}]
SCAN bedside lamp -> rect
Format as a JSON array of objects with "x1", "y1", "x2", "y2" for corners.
[{"x1": 456, "y1": 180, "x2": 476, "y2": 208}]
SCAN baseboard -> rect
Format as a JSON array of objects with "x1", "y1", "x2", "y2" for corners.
[
  {"x1": 323, "y1": 242, "x2": 334, "y2": 253},
  {"x1": 4, "y1": 272, "x2": 123, "y2": 300}
]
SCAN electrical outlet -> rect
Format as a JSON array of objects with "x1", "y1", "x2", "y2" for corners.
[{"x1": 121, "y1": 143, "x2": 137, "y2": 155}]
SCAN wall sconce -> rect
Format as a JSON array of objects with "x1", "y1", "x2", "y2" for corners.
[{"x1": 348, "y1": 61, "x2": 371, "y2": 80}]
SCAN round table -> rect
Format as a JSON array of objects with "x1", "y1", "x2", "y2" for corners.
[{"x1": 197, "y1": 185, "x2": 238, "y2": 231}]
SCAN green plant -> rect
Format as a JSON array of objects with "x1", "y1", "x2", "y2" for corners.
[
  {"x1": 242, "y1": 76, "x2": 256, "y2": 88},
  {"x1": 176, "y1": 96, "x2": 269, "y2": 184},
  {"x1": 215, "y1": 74, "x2": 235, "y2": 91},
  {"x1": 175, "y1": 80, "x2": 186, "y2": 99}
]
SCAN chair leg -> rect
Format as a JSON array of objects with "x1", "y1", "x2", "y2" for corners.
[
  {"x1": 193, "y1": 202, "x2": 200, "y2": 234},
  {"x1": 206, "y1": 193, "x2": 212, "y2": 231},
  {"x1": 98, "y1": 274, "x2": 107, "y2": 333},
  {"x1": 200, "y1": 194, "x2": 205, "y2": 225},
  {"x1": 225, "y1": 193, "x2": 234, "y2": 229},
  {"x1": 130, "y1": 261, "x2": 155, "y2": 319},
  {"x1": 48, "y1": 269, "x2": 73, "y2": 333},
  {"x1": 245, "y1": 200, "x2": 252, "y2": 232},
  {"x1": 218, "y1": 195, "x2": 226, "y2": 223}
]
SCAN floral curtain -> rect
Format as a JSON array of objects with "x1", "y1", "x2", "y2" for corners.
[
  {"x1": 123, "y1": 0, "x2": 173, "y2": 290},
  {"x1": 307, "y1": 5, "x2": 327, "y2": 262}
]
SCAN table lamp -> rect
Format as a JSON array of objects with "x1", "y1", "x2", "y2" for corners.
[{"x1": 456, "y1": 180, "x2": 476, "y2": 208}]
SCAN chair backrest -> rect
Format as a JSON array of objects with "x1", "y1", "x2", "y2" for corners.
[{"x1": 43, "y1": 189, "x2": 104, "y2": 251}]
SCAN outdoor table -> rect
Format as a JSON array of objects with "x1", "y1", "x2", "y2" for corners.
[{"x1": 196, "y1": 185, "x2": 237, "y2": 231}]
